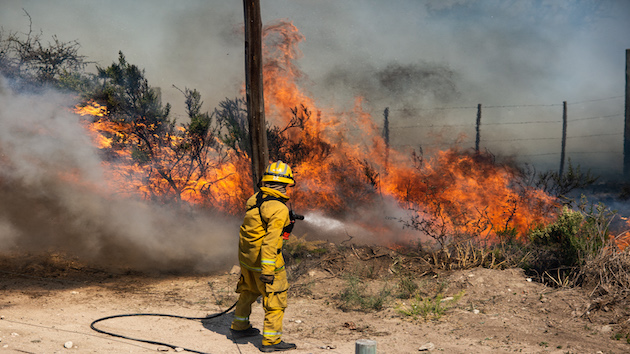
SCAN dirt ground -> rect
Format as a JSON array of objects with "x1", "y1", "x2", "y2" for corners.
[{"x1": 1, "y1": 247, "x2": 630, "y2": 354}]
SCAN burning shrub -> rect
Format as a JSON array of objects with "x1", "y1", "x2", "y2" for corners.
[
  {"x1": 267, "y1": 104, "x2": 332, "y2": 167},
  {"x1": 392, "y1": 149, "x2": 556, "y2": 247},
  {"x1": 74, "y1": 56, "x2": 260, "y2": 212}
]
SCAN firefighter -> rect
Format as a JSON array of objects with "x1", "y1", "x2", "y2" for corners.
[{"x1": 230, "y1": 161, "x2": 297, "y2": 352}]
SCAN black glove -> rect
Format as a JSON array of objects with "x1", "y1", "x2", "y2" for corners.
[
  {"x1": 281, "y1": 220, "x2": 295, "y2": 240},
  {"x1": 283, "y1": 221, "x2": 295, "y2": 234},
  {"x1": 259, "y1": 274, "x2": 274, "y2": 284}
]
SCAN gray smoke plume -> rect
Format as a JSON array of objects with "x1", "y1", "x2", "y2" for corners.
[
  {"x1": 322, "y1": 61, "x2": 461, "y2": 116},
  {"x1": 0, "y1": 78, "x2": 239, "y2": 273}
]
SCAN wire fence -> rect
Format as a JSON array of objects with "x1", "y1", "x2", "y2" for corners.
[{"x1": 332, "y1": 95, "x2": 626, "y2": 175}]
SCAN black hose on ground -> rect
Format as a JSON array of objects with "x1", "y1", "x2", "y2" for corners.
[{"x1": 90, "y1": 301, "x2": 237, "y2": 354}]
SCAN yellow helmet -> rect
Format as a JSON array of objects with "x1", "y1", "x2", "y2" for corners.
[{"x1": 262, "y1": 160, "x2": 295, "y2": 185}]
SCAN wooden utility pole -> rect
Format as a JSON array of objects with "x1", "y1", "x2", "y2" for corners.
[
  {"x1": 475, "y1": 103, "x2": 482, "y2": 153},
  {"x1": 243, "y1": 0, "x2": 268, "y2": 189},
  {"x1": 382, "y1": 107, "x2": 390, "y2": 173},
  {"x1": 559, "y1": 101, "x2": 568, "y2": 176},
  {"x1": 624, "y1": 49, "x2": 630, "y2": 180}
]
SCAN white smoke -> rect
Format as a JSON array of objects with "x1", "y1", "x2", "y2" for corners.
[{"x1": 0, "y1": 78, "x2": 239, "y2": 273}]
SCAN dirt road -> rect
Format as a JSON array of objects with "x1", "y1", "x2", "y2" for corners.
[{"x1": 1, "y1": 255, "x2": 629, "y2": 354}]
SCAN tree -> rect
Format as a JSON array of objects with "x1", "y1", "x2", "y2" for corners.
[
  {"x1": 180, "y1": 88, "x2": 219, "y2": 177},
  {"x1": 214, "y1": 97, "x2": 250, "y2": 155},
  {"x1": 96, "y1": 52, "x2": 172, "y2": 130},
  {"x1": 93, "y1": 52, "x2": 183, "y2": 201},
  {"x1": 0, "y1": 11, "x2": 89, "y2": 91}
]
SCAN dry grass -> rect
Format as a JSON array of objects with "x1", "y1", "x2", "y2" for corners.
[
  {"x1": 425, "y1": 239, "x2": 529, "y2": 271},
  {"x1": 580, "y1": 245, "x2": 630, "y2": 300}
]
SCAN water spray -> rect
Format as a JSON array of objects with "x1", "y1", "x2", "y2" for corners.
[{"x1": 302, "y1": 212, "x2": 345, "y2": 232}]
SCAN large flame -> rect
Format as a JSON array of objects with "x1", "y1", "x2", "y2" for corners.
[{"x1": 73, "y1": 20, "x2": 558, "y2": 244}]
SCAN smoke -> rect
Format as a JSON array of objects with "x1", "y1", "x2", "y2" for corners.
[
  {"x1": 0, "y1": 78, "x2": 239, "y2": 273},
  {"x1": 323, "y1": 61, "x2": 461, "y2": 110},
  {"x1": 1, "y1": 1, "x2": 628, "y2": 176}
]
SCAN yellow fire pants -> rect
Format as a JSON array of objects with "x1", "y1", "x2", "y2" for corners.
[{"x1": 231, "y1": 267, "x2": 288, "y2": 346}]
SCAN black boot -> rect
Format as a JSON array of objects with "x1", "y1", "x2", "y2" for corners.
[{"x1": 260, "y1": 340, "x2": 296, "y2": 352}]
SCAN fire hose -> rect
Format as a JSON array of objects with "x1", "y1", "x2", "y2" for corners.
[
  {"x1": 90, "y1": 301, "x2": 237, "y2": 354},
  {"x1": 91, "y1": 211, "x2": 304, "y2": 352}
]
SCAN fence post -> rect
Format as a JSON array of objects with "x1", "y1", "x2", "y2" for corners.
[
  {"x1": 559, "y1": 101, "x2": 567, "y2": 176},
  {"x1": 475, "y1": 103, "x2": 482, "y2": 153},
  {"x1": 356, "y1": 339, "x2": 377, "y2": 354}
]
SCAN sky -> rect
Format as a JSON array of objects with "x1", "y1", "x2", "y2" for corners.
[{"x1": 1, "y1": 0, "x2": 629, "y2": 175}]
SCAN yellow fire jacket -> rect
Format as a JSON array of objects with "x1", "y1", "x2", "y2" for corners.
[{"x1": 238, "y1": 187, "x2": 290, "y2": 276}]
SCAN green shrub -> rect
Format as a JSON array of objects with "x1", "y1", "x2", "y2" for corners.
[
  {"x1": 339, "y1": 275, "x2": 391, "y2": 312},
  {"x1": 397, "y1": 290, "x2": 465, "y2": 320},
  {"x1": 528, "y1": 198, "x2": 615, "y2": 271},
  {"x1": 530, "y1": 206, "x2": 584, "y2": 266},
  {"x1": 396, "y1": 275, "x2": 419, "y2": 299}
]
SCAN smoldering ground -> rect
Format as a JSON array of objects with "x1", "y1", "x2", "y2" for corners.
[{"x1": 0, "y1": 79, "x2": 239, "y2": 273}]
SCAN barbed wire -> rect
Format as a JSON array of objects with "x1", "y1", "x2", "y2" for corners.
[
  {"x1": 388, "y1": 123, "x2": 471, "y2": 129},
  {"x1": 324, "y1": 95, "x2": 626, "y2": 165},
  {"x1": 339, "y1": 127, "x2": 623, "y2": 145},
  {"x1": 385, "y1": 95, "x2": 623, "y2": 112},
  {"x1": 570, "y1": 113, "x2": 622, "y2": 122},
  {"x1": 567, "y1": 96, "x2": 624, "y2": 105},
  {"x1": 383, "y1": 114, "x2": 621, "y2": 130},
  {"x1": 389, "y1": 146, "x2": 624, "y2": 157},
  {"x1": 566, "y1": 132, "x2": 623, "y2": 139},
  {"x1": 483, "y1": 137, "x2": 559, "y2": 142},
  {"x1": 387, "y1": 112, "x2": 622, "y2": 129},
  {"x1": 483, "y1": 103, "x2": 562, "y2": 109},
  {"x1": 317, "y1": 96, "x2": 624, "y2": 132},
  {"x1": 569, "y1": 151, "x2": 624, "y2": 155},
  {"x1": 521, "y1": 152, "x2": 561, "y2": 157},
  {"x1": 514, "y1": 151, "x2": 623, "y2": 157},
  {"x1": 483, "y1": 120, "x2": 560, "y2": 125}
]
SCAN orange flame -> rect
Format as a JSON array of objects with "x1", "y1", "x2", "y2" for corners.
[{"x1": 74, "y1": 100, "x2": 108, "y2": 117}]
